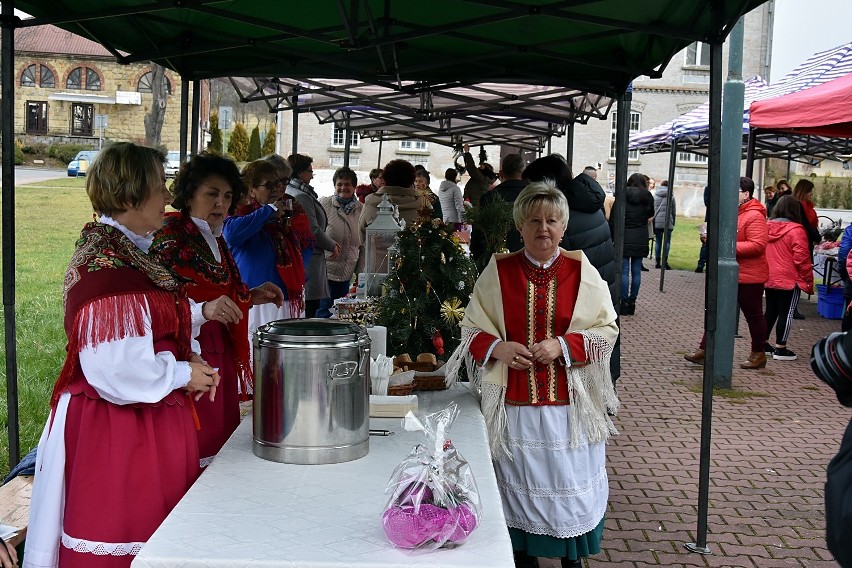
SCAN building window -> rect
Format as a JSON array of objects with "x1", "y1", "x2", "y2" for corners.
[
  {"x1": 332, "y1": 126, "x2": 359, "y2": 147},
  {"x1": 21, "y1": 64, "x2": 55, "y2": 88},
  {"x1": 685, "y1": 42, "x2": 711, "y2": 67},
  {"x1": 85, "y1": 68, "x2": 101, "y2": 91},
  {"x1": 406, "y1": 156, "x2": 429, "y2": 168},
  {"x1": 66, "y1": 66, "x2": 101, "y2": 90},
  {"x1": 41, "y1": 65, "x2": 55, "y2": 88},
  {"x1": 399, "y1": 140, "x2": 427, "y2": 151},
  {"x1": 66, "y1": 67, "x2": 82, "y2": 89},
  {"x1": 21, "y1": 65, "x2": 37, "y2": 87},
  {"x1": 137, "y1": 71, "x2": 172, "y2": 94},
  {"x1": 330, "y1": 156, "x2": 360, "y2": 167},
  {"x1": 26, "y1": 101, "x2": 48, "y2": 134},
  {"x1": 678, "y1": 151, "x2": 708, "y2": 165},
  {"x1": 609, "y1": 111, "x2": 641, "y2": 161},
  {"x1": 71, "y1": 103, "x2": 94, "y2": 136}
]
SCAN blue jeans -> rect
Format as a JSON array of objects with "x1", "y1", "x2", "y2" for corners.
[
  {"x1": 654, "y1": 228, "x2": 672, "y2": 264},
  {"x1": 316, "y1": 279, "x2": 352, "y2": 318},
  {"x1": 697, "y1": 241, "x2": 708, "y2": 269},
  {"x1": 621, "y1": 257, "x2": 643, "y2": 300}
]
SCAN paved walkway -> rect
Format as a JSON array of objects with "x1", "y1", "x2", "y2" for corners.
[{"x1": 541, "y1": 268, "x2": 846, "y2": 567}]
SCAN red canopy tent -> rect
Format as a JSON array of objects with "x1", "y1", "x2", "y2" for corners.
[{"x1": 749, "y1": 73, "x2": 852, "y2": 138}]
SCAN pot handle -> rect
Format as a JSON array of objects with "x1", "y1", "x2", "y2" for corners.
[{"x1": 327, "y1": 361, "x2": 358, "y2": 383}]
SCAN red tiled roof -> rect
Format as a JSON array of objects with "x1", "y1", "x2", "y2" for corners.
[{"x1": 13, "y1": 24, "x2": 114, "y2": 57}]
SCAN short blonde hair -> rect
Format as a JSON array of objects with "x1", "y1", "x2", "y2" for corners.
[
  {"x1": 513, "y1": 179, "x2": 569, "y2": 230},
  {"x1": 86, "y1": 142, "x2": 166, "y2": 216}
]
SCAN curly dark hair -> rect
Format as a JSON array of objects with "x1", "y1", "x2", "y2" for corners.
[
  {"x1": 382, "y1": 159, "x2": 416, "y2": 188},
  {"x1": 171, "y1": 152, "x2": 246, "y2": 215}
]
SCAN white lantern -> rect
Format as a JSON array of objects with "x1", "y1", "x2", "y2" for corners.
[{"x1": 364, "y1": 194, "x2": 402, "y2": 296}]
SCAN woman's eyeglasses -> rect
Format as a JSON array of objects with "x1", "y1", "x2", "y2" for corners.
[{"x1": 260, "y1": 179, "x2": 283, "y2": 191}]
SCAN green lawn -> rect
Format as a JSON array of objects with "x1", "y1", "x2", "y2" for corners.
[
  {"x1": 659, "y1": 217, "x2": 703, "y2": 270},
  {"x1": 0, "y1": 196, "x2": 705, "y2": 474},
  {"x1": 1, "y1": 176, "x2": 92, "y2": 473}
]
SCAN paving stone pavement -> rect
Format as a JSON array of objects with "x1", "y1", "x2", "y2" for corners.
[{"x1": 538, "y1": 268, "x2": 847, "y2": 568}]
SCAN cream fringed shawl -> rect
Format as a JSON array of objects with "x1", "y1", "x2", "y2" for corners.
[{"x1": 444, "y1": 249, "x2": 620, "y2": 460}]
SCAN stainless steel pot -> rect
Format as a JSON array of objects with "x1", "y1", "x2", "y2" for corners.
[{"x1": 252, "y1": 318, "x2": 370, "y2": 464}]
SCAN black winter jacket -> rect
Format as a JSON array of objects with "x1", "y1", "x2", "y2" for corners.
[
  {"x1": 618, "y1": 185, "x2": 654, "y2": 258},
  {"x1": 559, "y1": 174, "x2": 617, "y2": 294}
]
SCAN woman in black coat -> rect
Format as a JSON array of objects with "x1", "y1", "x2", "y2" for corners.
[{"x1": 617, "y1": 173, "x2": 655, "y2": 315}]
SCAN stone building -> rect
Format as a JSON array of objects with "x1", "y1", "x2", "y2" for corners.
[
  {"x1": 568, "y1": 3, "x2": 774, "y2": 212},
  {"x1": 11, "y1": 24, "x2": 207, "y2": 152}
]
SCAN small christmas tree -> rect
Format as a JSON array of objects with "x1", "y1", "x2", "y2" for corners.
[
  {"x1": 464, "y1": 195, "x2": 514, "y2": 273},
  {"x1": 375, "y1": 218, "x2": 478, "y2": 358}
]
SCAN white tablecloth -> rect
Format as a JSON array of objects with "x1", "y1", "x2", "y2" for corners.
[{"x1": 132, "y1": 385, "x2": 514, "y2": 568}]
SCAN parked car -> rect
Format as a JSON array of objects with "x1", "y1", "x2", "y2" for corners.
[
  {"x1": 164, "y1": 151, "x2": 183, "y2": 178},
  {"x1": 66, "y1": 150, "x2": 99, "y2": 177}
]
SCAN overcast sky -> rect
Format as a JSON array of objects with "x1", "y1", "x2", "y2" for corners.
[{"x1": 770, "y1": 0, "x2": 852, "y2": 82}]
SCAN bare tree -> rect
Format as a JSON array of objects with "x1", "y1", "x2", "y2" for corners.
[{"x1": 144, "y1": 63, "x2": 167, "y2": 147}]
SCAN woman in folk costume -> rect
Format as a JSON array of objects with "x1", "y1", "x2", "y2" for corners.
[
  {"x1": 150, "y1": 153, "x2": 284, "y2": 466},
  {"x1": 224, "y1": 159, "x2": 307, "y2": 342},
  {"x1": 24, "y1": 142, "x2": 226, "y2": 568},
  {"x1": 446, "y1": 180, "x2": 619, "y2": 568}
]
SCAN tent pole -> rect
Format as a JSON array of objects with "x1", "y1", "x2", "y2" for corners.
[
  {"x1": 2, "y1": 0, "x2": 21, "y2": 473},
  {"x1": 659, "y1": 140, "x2": 678, "y2": 291},
  {"x1": 292, "y1": 94, "x2": 299, "y2": 155},
  {"x1": 343, "y1": 111, "x2": 352, "y2": 168},
  {"x1": 191, "y1": 79, "x2": 200, "y2": 156},
  {"x1": 611, "y1": 87, "x2": 631, "y2": 306},
  {"x1": 377, "y1": 133, "x2": 383, "y2": 168},
  {"x1": 179, "y1": 76, "x2": 189, "y2": 162},
  {"x1": 687, "y1": 12, "x2": 745, "y2": 557},
  {"x1": 565, "y1": 123, "x2": 574, "y2": 172},
  {"x1": 745, "y1": 128, "x2": 756, "y2": 179}
]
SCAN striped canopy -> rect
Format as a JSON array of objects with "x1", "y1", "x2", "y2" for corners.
[{"x1": 629, "y1": 41, "x2": 852, "y2": 158}]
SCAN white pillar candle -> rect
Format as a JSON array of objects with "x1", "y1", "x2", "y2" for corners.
[{"x1": 367, "y1": 325, "x2": 387, "y2": 357}]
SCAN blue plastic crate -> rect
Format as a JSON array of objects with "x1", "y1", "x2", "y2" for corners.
[{"x1": 817, "y1": 284, "x2": 846, "y2": 320}]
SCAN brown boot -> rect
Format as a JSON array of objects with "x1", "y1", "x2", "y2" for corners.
[
  {"x1": 684, "y1": 349, "x2": 705, "y2": 364},
  {"x1": 740, "y1": 351, "x2": 767, "y2": 369}
]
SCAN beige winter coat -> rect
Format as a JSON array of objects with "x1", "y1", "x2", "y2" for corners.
[
  {"x1": 359, "y1": 185, "x2": 424, "y2": 244},
  {"x1": 319, "y1": 195, "x2": 365, "y2": 283}
]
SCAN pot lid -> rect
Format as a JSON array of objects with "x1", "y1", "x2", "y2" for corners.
[{"x1": 258, "y1": 318, "x2": 364, "y2": 339}]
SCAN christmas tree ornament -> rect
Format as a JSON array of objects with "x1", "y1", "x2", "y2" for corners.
[
  {"x1": 440, "y1": 298, "x2": 465, "y2": 324},
  {"x1": 440, "y1": 252, "x2": 446, "y2": 264},
  {"x1": 432, "y1": 330, "x2": 445, "y2": 356}
]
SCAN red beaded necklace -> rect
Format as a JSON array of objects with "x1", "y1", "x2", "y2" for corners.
[{"x1": 521, "y1": 252, "x2": 564, "y2": 287}]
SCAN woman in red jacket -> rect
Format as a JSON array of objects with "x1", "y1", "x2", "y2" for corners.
[
  {"x1": 763, "y1": 195, "x2": 814, "y2": 361},
  {"x1": 685, "y1": 177, "x2": 769, "y2": 369},
  {"x1": 793, "y1": 179, "x2": 820, "y2": 246}
]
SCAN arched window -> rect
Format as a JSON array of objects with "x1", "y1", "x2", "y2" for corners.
[
  {"x1": 66, "y1": 66, "x2": 101, "y2": 90},
  {"x1": 66, "y1": 67, "x2": 82, "y2": 89},
  {"x1": 137, "y1": 71, "x2": 172, "y2": 95},
  {"x1": 21, "y1": 64, "x2": 55, "y2": 88},
  {"x1": 21, "y1": 64, "x2": 37, "y2": 87},
  {"x1": 41, "y1": 66, "x2": 55, "y2": 88},
  {"x1": 85, "y1": 68, "x2": 101, "y2": 91}
]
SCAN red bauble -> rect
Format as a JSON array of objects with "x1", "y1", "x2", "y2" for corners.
[{"x1": 432, "y1": 330, "x2": 445, "y2": 356}]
